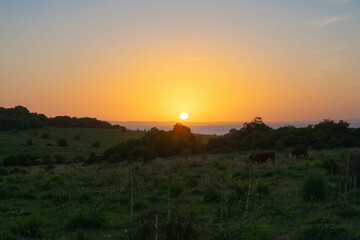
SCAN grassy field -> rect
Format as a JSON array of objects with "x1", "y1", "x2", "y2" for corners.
[
  {"x1": 0, "y1": 129, "x2": 360, "y2": 239},
  {"x1": 0, "y1": 127, "x2": 146, "y2": 162}
]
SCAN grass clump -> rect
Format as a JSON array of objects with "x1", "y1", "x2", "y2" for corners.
[
  {"x1": 170, "y1": 180, "x2": 185, "y2": 197},
  {"x1": 299, "y1": 220, "x2": 353, "y2": 240},
  {"x1": 10, "y1": 217, "x2": 43, "y2": 239},
  {"x1": 66, "y1": 209, "x2": 106, "y2": 230},
  {"x1": 303, "y1": 173, "x2": 327, "y2": 201},
  {"x1": 257, "y1": 181, "x2": 270, "y2": 196},
  {"x1": 322, "y1": 157, "x2": 338, "y2": 175},
  {"x1": 183, "y1": 171, "x2": 198, "y2": 187}
]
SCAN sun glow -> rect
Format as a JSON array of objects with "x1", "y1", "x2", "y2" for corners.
[{"x1": 180, "y1": 112, "x2": 188, "y2": 120}]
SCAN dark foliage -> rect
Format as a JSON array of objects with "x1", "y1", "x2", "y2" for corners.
[
  {"x1": 92, "y1": 141, "x2": 100, "y2": 148},
  {"x1": 303, "y1": 173, "x2": 327, "y2": 202},
  {"x1": 10, "y1": 217, "x2": 43, "y2": 239},
  {"x1": 3, "y1": 154, "x2": 38, "y2": 166},
  {"x1": 0, "y1": 106, "x2": 47, "y2": 131},
  {"x1": 66, "y1": 208, "x2": 106, "y2": 230},
  {"x1": 103, "y1": 123, "x2": 204, "y2": 162},
  {"x1": 0, "y1": 106, "x2": 126, "y2": 131},
  {"x1": 206, "y1": 117, "x2": 360, "y2": 152}
]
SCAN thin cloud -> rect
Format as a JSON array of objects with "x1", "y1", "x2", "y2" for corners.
[{"x1": 307, "y1": 16, "x2": 353, "y2": 27}]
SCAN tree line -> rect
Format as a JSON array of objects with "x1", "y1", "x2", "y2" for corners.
[
  {"x1": 0, "y1": 106, "x2": 126, "y2": 131},
  {"x1": 207, "y1": 117, "x2": 360, "y2": 152},
  {"x1": 102, "y1": 117, "x2": 360, "y2": 163}
]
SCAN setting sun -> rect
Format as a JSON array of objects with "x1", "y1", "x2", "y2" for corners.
[{"x1": 180, "y1": 112, "x2": 188, "y2": 120}]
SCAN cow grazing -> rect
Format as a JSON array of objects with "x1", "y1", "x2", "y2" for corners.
[
  {"x1": 249, "y1": 152, "x2": 275, "y2": 165},
  {"x1": 289, "y1": 147, "x2": 308, "y2": 160}
]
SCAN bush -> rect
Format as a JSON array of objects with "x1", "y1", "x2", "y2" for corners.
[
  {"x1": 128, "y1": 146, "x2": 158, "y2": 162},
  {"x1": 57, "y1": 138, "x2": 68, "y2": 147},
  {"x1": 303, "y1": 173, "x2": 327, "y2": 201},
  {"x1": 92, "y1": 141, "x2": 100, "y2": 148},
  {"x1": 10, "y1": 217, "x2": 42, "y2": 238},
  {"x1": 27, "y1": 138, "x2": 33, "y2": 146}
]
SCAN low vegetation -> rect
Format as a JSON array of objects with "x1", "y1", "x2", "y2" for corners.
[{"x1": 1, "y1": 108, "x2": 360, "y2": 239}]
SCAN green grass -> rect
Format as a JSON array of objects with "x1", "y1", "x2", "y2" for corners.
[
  {"x1": 0, "y1": 127, "x2": 145, "y2": 162},
  {"x1": 0, "y1": 129, "x2": 360, "y2": 239}
]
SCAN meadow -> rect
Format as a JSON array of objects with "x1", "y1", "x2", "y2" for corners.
[{"x1": 0, "y1": 128, "x2": 360, "y2": 239}]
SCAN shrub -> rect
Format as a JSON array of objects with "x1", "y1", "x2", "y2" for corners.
[
  {"x1": 27, "y1": 138, "x2": 33, "y2": 146},
  {"x1": 257, "y1": 181, "x2": 270, "y2": 196},
  {"x1": 10, "y1": 217, "x2": 42, "y2": 238},
  {"x1": 322, "y1": 157, "x2": 338, "y2": 174},
  {"x1": 66, "y1": 209, "x2": 106, "y2": 230},
  {"x1": 57, "y1": 138, "x2": 68, "y2": 147},
  {"x1": 303, "y1": 173, "x2": 327, "y2": 201},
  {"x1": 92, "y1": 141, "x2": 100, "y2": 148}
]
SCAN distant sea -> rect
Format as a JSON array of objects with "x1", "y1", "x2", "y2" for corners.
[{"x1": 109, "y1": 120, "x2": 360, "y2": 135}]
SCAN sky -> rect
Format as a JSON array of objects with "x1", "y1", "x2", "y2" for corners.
[{"x1": 1, "y1": 0, "x2": 360, "y2": 123}]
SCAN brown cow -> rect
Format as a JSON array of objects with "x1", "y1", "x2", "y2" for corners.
[
  {"x1": 249, "y1": 152, "x2": 275, "y2": 164},
  {"x1": 289, "y1": 147, "x2": 308, "y2": 160}
]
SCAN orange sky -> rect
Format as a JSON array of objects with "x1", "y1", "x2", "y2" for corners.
[{"x1": 1, "y1": 1, "x2": 360, "y2": 122}]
